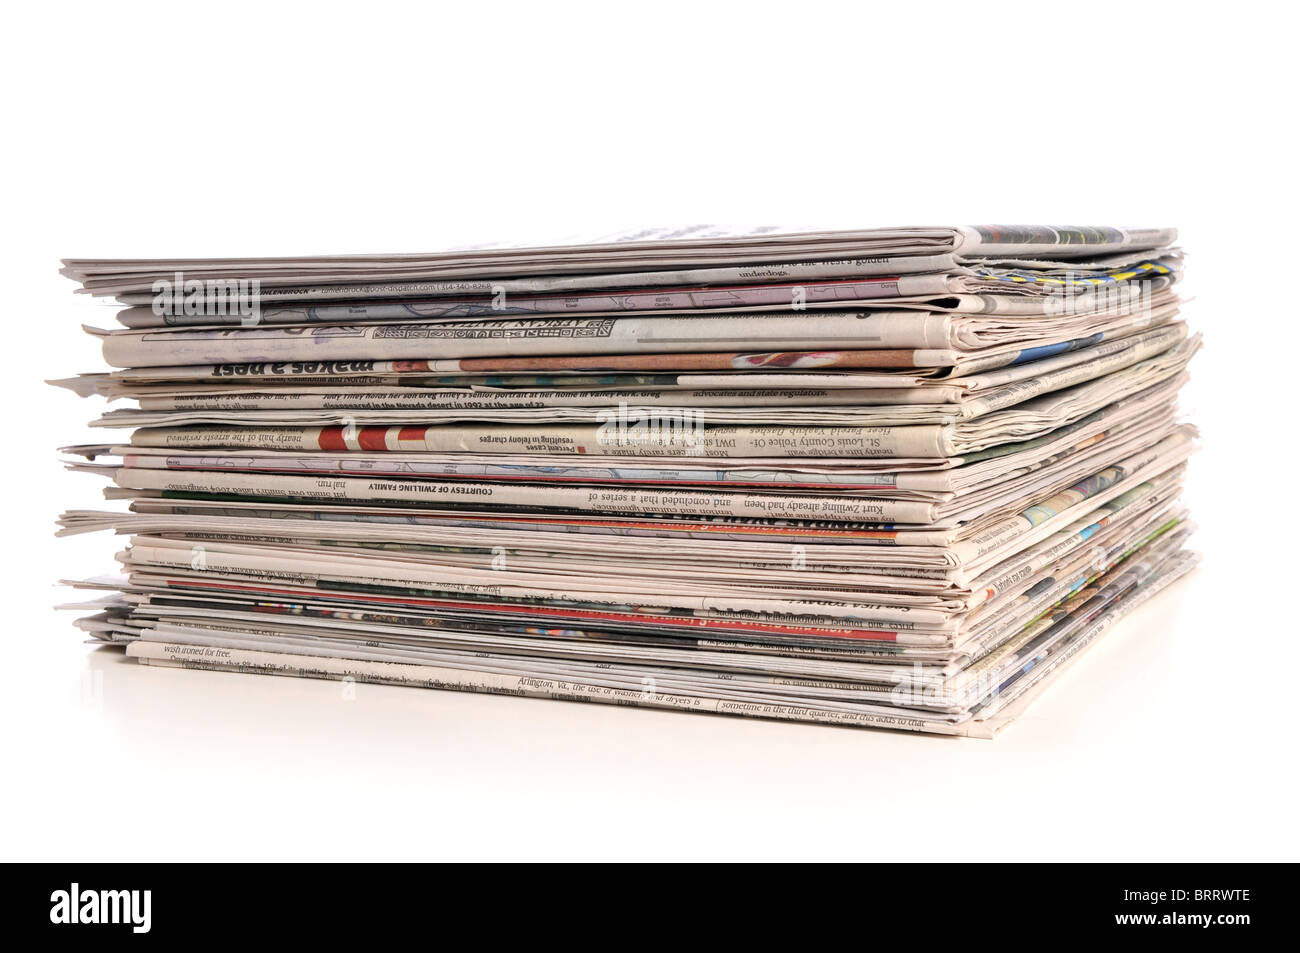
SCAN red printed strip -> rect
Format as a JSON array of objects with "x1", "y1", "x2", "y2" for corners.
[
  {"x1": 158, "y1": 578, "x2": 903, "y2": 642},
  {"x1": 315, "y1": 425, "x2": 433, "y2": 452}
]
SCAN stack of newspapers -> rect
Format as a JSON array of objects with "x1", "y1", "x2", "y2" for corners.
[{"x1": 54, "y1": 225, "x2": 1200, "y2": 737}]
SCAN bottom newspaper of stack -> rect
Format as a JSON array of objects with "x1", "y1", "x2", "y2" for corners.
[{"x1": 57, "y1": 341, "x2": 1201, "y2": 739}]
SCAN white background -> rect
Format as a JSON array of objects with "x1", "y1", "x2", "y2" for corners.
[{"x1": 3, "y1": 2, "x2": 1297, "y2": 861}]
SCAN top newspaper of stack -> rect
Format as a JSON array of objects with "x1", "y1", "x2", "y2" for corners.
[{"x1": 62, "y1": 225, "x2": 1181, "y2": 326}]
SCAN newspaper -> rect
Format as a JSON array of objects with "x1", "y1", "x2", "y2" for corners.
[
  {"x1": 93, "y1": 298, "x2": 1179, "y2": 370},
  {"x1": 65, "y1": 480, "x2": 1189, "y2": 646},
  {"x1": 73, "y1": 512, "x2": 1194, "y2": 674},
  {"x1": 54, "y1": 223, "x2": 1199, "y2": 736},
  {"x1": 119, "y1": 338, "x2": 1197, "y2": 458},
  {"x1": 81, "y1": 469, "x2": 1188, "y2": 658},
  {"x1": 112, "y1": 281, "x2": 1180, "y2": 329},
  {"x1": 64, "y1": 224, "x2": 1178, "y2": 299},
  {"x1": 74, "y1": 401, "x2": 1179, "y2": 499},
  {"x1": 91, "y1": 323, "x2": 1187, "y2": 427},
  {"x1": 116, "y1": 547, "x2": 1197, "y2": 737}
]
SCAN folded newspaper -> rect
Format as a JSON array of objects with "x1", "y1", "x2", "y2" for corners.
[{"x1": 54, "y1": 225, "x2": 1200, "y2": 737}]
